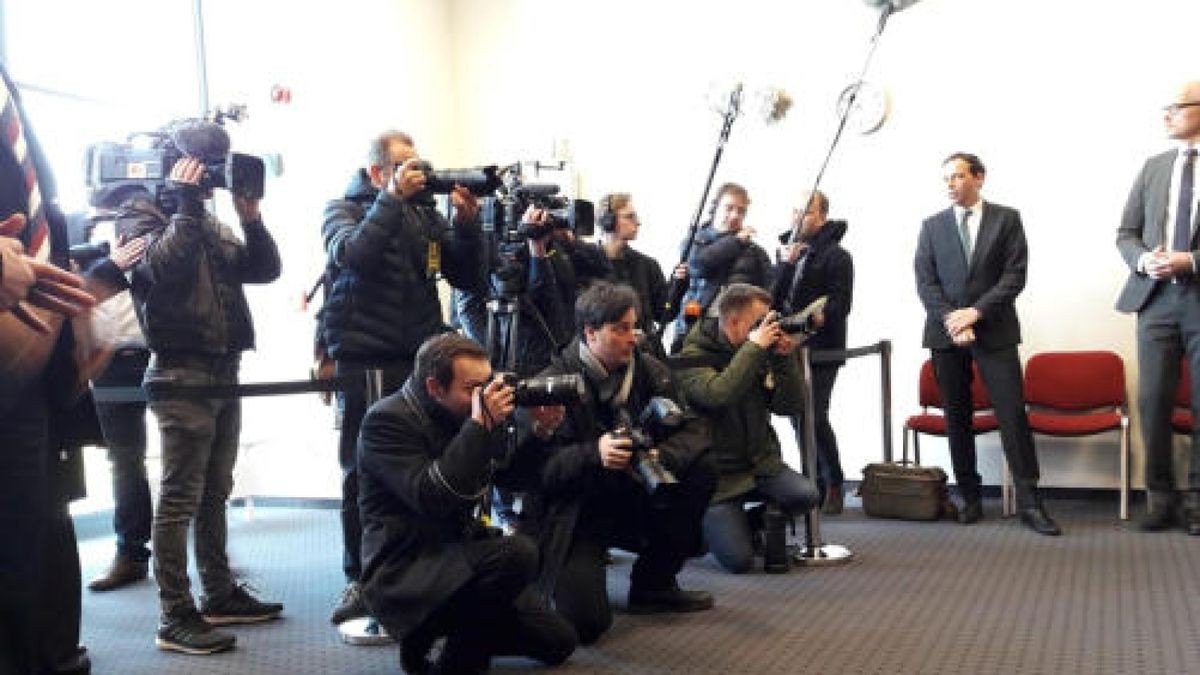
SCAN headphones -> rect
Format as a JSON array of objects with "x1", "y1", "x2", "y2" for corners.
[{"x1": 599, "y1": 194, "x2": 618, "y2": 233}]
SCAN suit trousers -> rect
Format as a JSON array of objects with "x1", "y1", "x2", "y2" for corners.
[
  {"x1": 932, "y1": 344, "x2": 1040, "y2": 506},
  {"x1": 1137, "y1": 282, "x2": 1200, "y2": 492}
]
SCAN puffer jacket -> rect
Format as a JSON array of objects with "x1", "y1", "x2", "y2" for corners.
[
  {"x1": 674, "y1": 223, "x2": 772, "y2": 337},
  {"x1": 321, "y1": 170, "x2": 482, "y2": 364}
]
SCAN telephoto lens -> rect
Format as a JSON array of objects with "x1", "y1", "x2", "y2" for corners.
[
  {"x1": 761, "y1": 503, "x2": 790, "y2": 573},
  {"x1": 506, "y1": 373, "x2": 586, "y2": 407}
]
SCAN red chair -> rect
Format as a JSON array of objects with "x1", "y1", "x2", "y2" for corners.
[
  {"x1": 1172, "y1": 359, "x2": 1192, "y2": 436},
  {"x1": 1023, "y1": 351, "x2": 1131, "y2": 519},
  {"x1": 903, "y1": 359, "x2": 1000, "y2": 466}
]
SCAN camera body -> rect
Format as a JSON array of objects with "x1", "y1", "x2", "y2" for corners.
[
  {"x1": 615, "y1": 397, "x2": 686, "y2": 493},
  {"x1": 752, "y1": 309, "x2": 819, "y2": 336},
  {"x1": 499, "y1": 372, "x2": 586, "y2": 407}
]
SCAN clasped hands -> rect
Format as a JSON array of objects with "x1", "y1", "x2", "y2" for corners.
[{"x1": 944, "y1": 307, "x2": 981, "y2": 346}]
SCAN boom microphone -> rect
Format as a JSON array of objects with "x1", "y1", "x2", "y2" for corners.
[{"x1": 861, "y1": 0, "x2": 922, "y2": 11}]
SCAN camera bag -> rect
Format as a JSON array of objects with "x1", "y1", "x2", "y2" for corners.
[{"x1": 858, "y1": 462, "x2": 953, "y2": 521}]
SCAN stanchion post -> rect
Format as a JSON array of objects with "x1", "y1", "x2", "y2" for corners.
[
  {"x1": 793, "y1": 345, "x2": 853, "y2": 567},
  {"x1": 880, "y1": 339, "x2": 893, "y2": 463}
]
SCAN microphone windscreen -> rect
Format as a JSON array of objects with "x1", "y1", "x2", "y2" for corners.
[
  {"x1": 861, "y1": 0, "x2": 922, "y2": 11},
  {"x1": 760, "y1": 88, "x2": 793, "y2": 125}
]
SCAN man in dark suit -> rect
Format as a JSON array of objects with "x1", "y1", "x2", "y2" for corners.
[
  {"x1": 914, "y1": 152, "x2": 1059, "y2": 536},
  {"x1": 1116, "y1": 80, "x2": 1200, "y2": 533}
]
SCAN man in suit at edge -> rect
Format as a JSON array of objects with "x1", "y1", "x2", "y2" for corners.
[
  {"x1": 914, "y1": 152, "x2": 1060, "y2": 536},
  {"x1": 1116, "y1": 80, "x2": 1200, "y2": 534}
]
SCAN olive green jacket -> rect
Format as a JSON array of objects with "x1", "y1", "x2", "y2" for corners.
[{"x1": 676, "y1": 318, "x2": 804, "y2": 503}]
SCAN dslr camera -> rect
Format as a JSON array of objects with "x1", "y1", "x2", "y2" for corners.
[
  {"x1": 615, "y1": 397, "x2": 687, "y2": 494},
  {"x1": 409, "y1": 160, "x2": 503, "y2": 198},
  {"x1": 751, "y1": 296, "x2": 828, "y2": 336}
]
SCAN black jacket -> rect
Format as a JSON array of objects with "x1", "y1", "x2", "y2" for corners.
[
  {"x1": 321, "y1": 170, "x2": 482, "y2": 364},
  {"x1": 605, "y1": 245, "x2": 670, "y2": 335},
  {"x1": 358, "y1": 378, "x2": 521, "y2": 639},
  {"x1": 772, "y1": 220, "x2": 854, "y2": 361},
  {"x1": 123, "y1": 197, "x2": 281, "y2": 356},
  {"x1": 519, "y1": 339, "x2": 709, "y2": 595}
]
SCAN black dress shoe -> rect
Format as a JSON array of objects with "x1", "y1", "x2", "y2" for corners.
[
  {"x1": 628, "y1": 582, "x2": 714, "y2": 614},
  {"x1": 87, "y1": 555, "x2": 148, "y2": 592},
  {"x1": 958, "y1": 500, "x2": 983, "y2": 525},
  {"x1": 1137, "y1": 507, "x2": 1179, "y2": 532},
  {"x1": 1018, "y1": 506, "x2": 1061, "y2": 536}
]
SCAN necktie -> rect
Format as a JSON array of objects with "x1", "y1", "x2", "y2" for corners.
[
  {"x1": 959, "y1": 209, "x2": 973, "y2": 261},
  {"x1": 0, "y1": 77, "x2": 49, "y2": 261},
  {"x1": 1173, "y1": 149, "x2": 1197, "y2": 253}
]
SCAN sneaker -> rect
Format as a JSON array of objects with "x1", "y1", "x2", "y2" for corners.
[
  {"x1": 199, "y1": 582, "x2": 283, "y2": 626},
  {"x1": 156, "y1": 609, "x2": 236, "y2": 655},
  {"x1": 627, "y1": 581, "x2": 714, "y2": 614},
  {"x1": 339, "y1": 616, "x2": 394, "y2": 646},
  {"x1": 330, "y1": 581, "x2": 368, "y2": 625}
]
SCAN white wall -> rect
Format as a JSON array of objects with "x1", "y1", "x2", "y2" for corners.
[
  {"x1": 444, "y1": 0, "x2": 1200, "y2": 490},
  {"x1": 177, "y1": 0, "x2": 1200, "y2": 496}
]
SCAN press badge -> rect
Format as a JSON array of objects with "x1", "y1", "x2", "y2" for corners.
[{"x1": 426, "y1": 239, "x2": 441, "y2": 278}]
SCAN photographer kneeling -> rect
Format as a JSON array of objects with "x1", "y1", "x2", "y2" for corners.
[
  {"x1": 523, "y1": 282, "x2": 715, "y2": 645},
  {"x1": 358, "y1": 333, "x2": 577, "y2": 673},
  {"x1": 676, "y1": 283, "x2": 820, "y2": 574}
]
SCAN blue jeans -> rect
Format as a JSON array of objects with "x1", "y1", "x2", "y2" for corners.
[
  {"x1": 147, "y1": 354, "x2": 241, "y2": 617},
  {"x1": 94, "y1": 348, "x2": 152, "y2": 561},
  {"x1": 702, "y1": 467, "x2": 819, "y2": 574}
]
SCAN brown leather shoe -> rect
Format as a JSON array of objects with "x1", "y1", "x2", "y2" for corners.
[{"x1": 87, "y1": 555, "x2": 148, "y2": 592}]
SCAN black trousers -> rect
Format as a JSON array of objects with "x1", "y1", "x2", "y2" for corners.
[
  {"x1": 931, "y1": 344, "x2": 1040, "y2": 506},
  {"x1": 335, "y1": 360, "x2": 410, "y2": 582},
  {"x1": 791, "y1": 363, "x2": 844, "y2": 492},
  {"x1": 93, "y1": 348, "x2": 152, "y2": 561},
  {"x1": 555, "y1": 458, "x2": 716, "y2": 644},
  {"x1": 410, "y1": 535, "x2": 577, "y2": 673}
]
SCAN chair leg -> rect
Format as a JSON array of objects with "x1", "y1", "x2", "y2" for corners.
[
  {"x1": 902, "y1": 427, "x2": 910, "y2": 465},
  {"x1": 913, "y1": 433, "x2": 922, "y2": 466},
  {"x1": 1001, "y1": 458, "x2": 1014, "y2": 517},
  {"x1": 1120, "y1": 418, "x2": 1130, "y2": 521}
]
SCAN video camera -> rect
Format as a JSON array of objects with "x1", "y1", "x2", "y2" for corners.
[
  {"x1": 499, "y1": 372, "x2": 586, "y2": 407},
  {"x1": 507, "y1": 183, "x2": 595, "y2": 241},
  {"x1": 616, "y1": 397, "x2": 686, "y2": 494},
  {"x1": 83, "y1": 107, "x2": 266, "y2": 210}
]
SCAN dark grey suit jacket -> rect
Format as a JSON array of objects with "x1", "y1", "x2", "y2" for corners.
[
  {"x1": 1115, "y1": 150, "x2": 1199, "y2": 313},
  {"x1": 914, "y1": 201, "x2": 1027, "y2": 350}
]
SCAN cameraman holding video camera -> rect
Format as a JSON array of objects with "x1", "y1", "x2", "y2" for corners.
[
  {"x1": 117, "y1": 119, "x2": 283, "y2": 654},
  {"x1": 522, "y1": 281, "x2": 715, "y2": 645},
  {"x1": 357, "y1": 332, "x2": 576, "y2": 673},
  {"x1": 319, "y1": 130, "x2": 484, "y2": 636},
  {"x1": 676, "y1": 283, "x2": 819, "y2": 574}
]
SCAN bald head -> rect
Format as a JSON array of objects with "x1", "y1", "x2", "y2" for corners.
[{"x1": 1165, "y1": 81, "x2": 1200, "y2": 144}]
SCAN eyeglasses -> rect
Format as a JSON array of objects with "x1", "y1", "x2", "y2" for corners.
[
  {"x1": 618, "y1": 211, "x2": 638, "y2": 220},
  {"x1": 1164, "y1": 101, "x2": 1200, "y2": 115}
]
